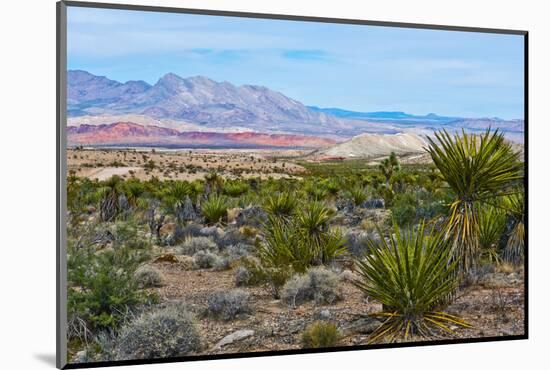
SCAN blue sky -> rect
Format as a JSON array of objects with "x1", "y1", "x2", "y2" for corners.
[{"x1": 67, "y1": 6, "x2": 525, "y2": 119}]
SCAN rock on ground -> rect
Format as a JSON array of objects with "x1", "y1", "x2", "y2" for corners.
[{"x1": 213, "y1": 329, "x2": 254, "y2": 350}]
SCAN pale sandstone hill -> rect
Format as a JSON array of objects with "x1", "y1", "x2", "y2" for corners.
[{"x1": 315, "y1": 132, "x2": 428, "y2": 159}]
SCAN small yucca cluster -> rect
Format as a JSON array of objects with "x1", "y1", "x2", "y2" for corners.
[{"x1": 355, "y1": 222, "x2": 471, "y2": 342}]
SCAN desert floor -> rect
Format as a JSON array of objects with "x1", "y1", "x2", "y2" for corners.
[
  {"x1": 67, "y1": 148, "x2": 308, "y2": 181},
  {"x1": 146, "y1": 254, "x2": 524, "y2": 355}
]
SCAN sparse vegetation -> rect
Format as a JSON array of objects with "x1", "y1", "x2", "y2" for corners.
[
  {"x1": 206, "y1": 290, "x2": 251, "y2": 320},
  {"x1": 175, "y1": 236, "x2": 218, "y2": 255},
  {"x1": 66, "y1": 127, "x2": 524, "y2": 361},
  {"x1": 302, "y1": 321, "x2": 340, "y2": 348},
  {"x1": 134, "y1": 265, "x2": 163, "y2": 288},
  {"x1": 193, "y1": 250, "x2": 219, "y2": 269},
  {"x1": 281, "y1": 267, "x2": 341, "y2": 307},
  {"x1": 114, "y1": 304, "x2": 202, "y2": 360}
]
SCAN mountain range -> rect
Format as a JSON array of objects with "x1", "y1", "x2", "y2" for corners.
[
  {"x1": 68, "y1": 70, "x2": 369, "y2": 138},
  {"x1": 67, "y1": 70, "x2": 525, "y2": 149}
]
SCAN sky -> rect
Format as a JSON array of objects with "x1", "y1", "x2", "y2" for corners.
[{"x1": 67, "y1": 6, "x2": 525, "y2": 119}]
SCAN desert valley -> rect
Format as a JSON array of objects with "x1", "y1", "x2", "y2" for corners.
[{"x1": 66, "y1": 70, "x2": 525, "y2": 364}]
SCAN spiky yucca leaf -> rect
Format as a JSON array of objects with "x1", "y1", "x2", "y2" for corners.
[
  {"x1": 478, "y1": 205, "x2": 507, "y2": 264},
  {"x1": 259, "y1": 202, "x2": 346, "y2": 273},
  {"x1": 201, "y1": 193, "x2": 230, "y2": 224},
  {"x1": 348, "y1": 184, "x2": 368, "y2": 206},
  {"x1": 502, "y1": 192, "x2": 525, "y2": 264},
  {"x1": 258, "y1": 214, "x2": 313, "y2": 273},
  {"x1": 264, "y1": 192, "x2": 297, "y2": 218},
  {"x1": 426, "y1": 129, "x2": 523, "y2": 272},
  {"x1": 354, "y1": 222, "x2": 470, "y2": 343}
]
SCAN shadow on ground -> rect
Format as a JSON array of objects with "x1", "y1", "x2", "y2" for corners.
[{"x1": 34, "y1": 353, "x2": 56, "y2": 367}]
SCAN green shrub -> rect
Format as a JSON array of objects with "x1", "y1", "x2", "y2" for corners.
[
  {"x1": 67, "y1": 238, "x2": 153, "y2": 337},
  {"x1": 378, "y1": 152, "x2": 401, "y2": 184},
  {"x1": 354, "y1": 222, "x2": 470, "y2": 343},
  {"x1": 305, "y1": 182, "x2": 329, "y2": 201},
  {"x1": 259, "y1": 215, "x2": 313, "y2": 274},
  {"x1": 281, "y1": 267, "x2": 341, "y2": 307},
  {"x1": 302, "y1": 321, "x2": 340, "y2": 348},
  {"x1": 114, "y1": 304, "x2": 202, "y2": 360},
  {"x1": 390, "y1": 193, "x2": 417, "y2": 226},
  {"x1": 201, "y1": 193, "x2": 230, "y2": 224}
]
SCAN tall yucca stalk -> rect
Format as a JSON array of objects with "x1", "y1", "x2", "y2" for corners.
[
  {"x1": 355, "y1": 222, "x2": 470, "y2": 343},
  {"x1": 425, "y1": 129, "x2": 523, "y2": 272}
]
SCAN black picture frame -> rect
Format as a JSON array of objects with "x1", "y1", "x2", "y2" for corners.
[{"x1": 56, "y1": 1, "x2": 529, "y2": 368}]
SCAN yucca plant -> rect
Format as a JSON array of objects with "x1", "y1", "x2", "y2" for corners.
[
  {"x1": 355, "y1": 222, "x2": 470, "y2": 343},
  {"x1": 201, "y1": 193, "x2": 230, "y2": 224},
  {"x1": 162, "y1": 181, "x2": 192, "y2": 212},
  {"x1": 204, "y1": 171, "x2": 224, "y2": 194},
  {"x1": 347, "y1": 184, "x2": 368, "y2": 206},
  {"x1": 426, "y1": 129, "x2": 523, "y2": 272},
  {"x1": 259, "y1": 214, "x2": 313, "y2": 274},
  {"x1": 305, "y1": 181, "x2": 329, "y2": 201},
  {"x1": 378, "y1": 152, "x2": 401, "y2": 184},
  {"x1": 502, "y1": 191, "x2": 525, "y2": 264},
  {"x1": 99, "y1": 176, "x2": 122, "y2": 222},
  {"x1": 259, "y1": 201, "x2": 346, "y2": 271},
  {"x1": 322, "y1": 178, "x2": 341, "y2": 198},
  {"x1": 223, "y1": 181, "x2": 249, "y2": 197},
  {"x1": 478, "y1": 205, "x2": 507, "y2": 265},
  {"x1": 295, "y1": 201, "x2": 346, "y2": 264},
  {"x1": 264, "y1": 192, "x2": 297, "y2": 219},
  {"x1": 122, "y1": 180, "x2": 146, "y2": 207}
]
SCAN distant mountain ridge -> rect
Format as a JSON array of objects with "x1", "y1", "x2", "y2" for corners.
[
  {"x1": 307, "y1": 106, "x2": 458, "y2": 123},
  {"x1": 67, "y1": 70, "x2": 525, "y2": 144},
  {"x1": 68, "y1": 70, "x2": 350, "y2": 135}
]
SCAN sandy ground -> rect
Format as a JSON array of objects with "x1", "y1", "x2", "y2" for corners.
[
  {"x1": 149, "y1": 259, "x2": 524, "y2": 355},
  {"x1": 67, "y1": 148, "x2": 308, "y2": 181},
  {"x1": 84, "y1": 167, "x2": 142, "y2": 181}
]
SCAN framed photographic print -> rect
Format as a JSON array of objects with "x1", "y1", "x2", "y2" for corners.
[{"x1": 56, "y1": 1, "x2": 528, "y2": 368}]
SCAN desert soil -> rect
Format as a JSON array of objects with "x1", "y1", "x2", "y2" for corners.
[
  {"x1": 148, "y1": 258, "x2": 524, "y2": 355},
  {"x1": 68, "y1": 149, "x2": 308, "y2": 181}
]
